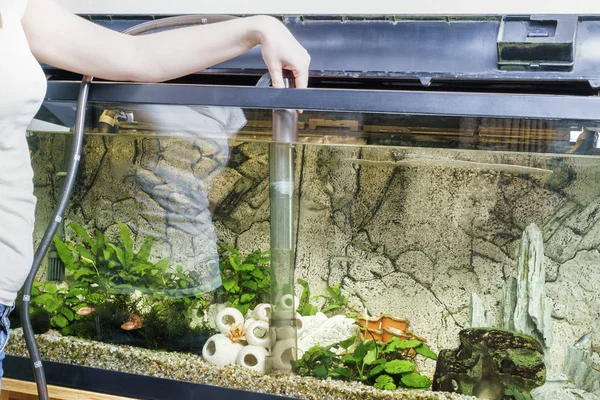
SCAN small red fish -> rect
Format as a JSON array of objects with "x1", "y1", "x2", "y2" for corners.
[
  {"x1": 121, "y1": 313, "x2": 143, "y2": 331},
  {"x1": 76, "y1": 306, "x2": 97, "y2": 316}
]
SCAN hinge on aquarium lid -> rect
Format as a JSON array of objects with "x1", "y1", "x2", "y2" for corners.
[{"x1": 497, "y1": 15, "x2": 578, "y2": 71}]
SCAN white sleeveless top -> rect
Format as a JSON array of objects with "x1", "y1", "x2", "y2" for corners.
[{"x1": 0, "y1": 0, "x2": 47, "y2": 305}]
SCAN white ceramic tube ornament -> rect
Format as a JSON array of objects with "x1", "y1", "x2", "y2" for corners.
[
  {"x1": 271, "y1": 338, "x2": 300, "y2": 371},
  {"x1": 296, "y1": 313, "x2": 305, "y2": 337},
  {"x1": 252, "y1": 303, "x2": 272, "y2": 321},
  {"x1": 246, "y1": 320, "x2": 272, "y2": 348},
  {"x1": 244, "y1": 317, "x2": 256, "y2": 330},
  {"x1": 236, "y1": 345, "x2": 269, "y2": 374},
  {"x1": 276, "y1": 312, "x2": 303, "y2": 340},
  {"x1": 279, "y1": 294, "x2": 299, "y2": 311},
  {"x1": 202, "y1": 334, "x2": 244, "y2": 366},
  {"x1": 216, "y1": 307, "x2": 245, "y2": 334}
]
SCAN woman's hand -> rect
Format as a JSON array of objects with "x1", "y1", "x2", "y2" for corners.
[{"x1": 252, "y1": 16, "x2": 311, "y2": 89}]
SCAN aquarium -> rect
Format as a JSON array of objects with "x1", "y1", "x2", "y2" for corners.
[
  {"x1": 3, "y1": 93, "x2": 600, "y2": 400},
  {"x1": 2, "y1": 11, "x2": 598, "y2": 399}
]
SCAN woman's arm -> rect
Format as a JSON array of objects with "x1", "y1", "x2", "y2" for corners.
[{"x1": 22, "y1": 0, "x2": 310, "y2": 88}]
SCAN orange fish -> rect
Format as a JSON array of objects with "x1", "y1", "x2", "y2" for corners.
[
  {"x1": 121, "y1": 313, "x2": 143, "y2": 331},
  {"x1": 76, "y1": 306, "x2": 97, "y2": 316}
]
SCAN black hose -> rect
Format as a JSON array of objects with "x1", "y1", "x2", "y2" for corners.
[
  {"x1": 20, "y1": 75, "x2": 90, "y2": 399},
  {"x1": 19, "y1": 15, "x2": 236, "y2": 399}
]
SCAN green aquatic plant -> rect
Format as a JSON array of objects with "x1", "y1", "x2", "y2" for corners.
[
  {"x1": 292, "y1": 339, "x2": 343, "y2": 378},
  {"x1": 51, "y1": 221, "x2": 209, "y2": 336},
  {"x1": 29, "y1": 281, "x2": 86, "y2": 329},
  {"x1": 297, "y1": 279, "x2": 318, "y2": 316},
  {"x1": 294, "y1": 335, "x2": 437, "y2": 390},
  {"x1": 215, "y1": 250, "x2": 352, "y2": 318},
  {"x1": 124, "y1": 297, "x2": 217, "y2": 352},
  {"x1": 297, "y1": 279, "x2": 358, "y2": 317},
  {"x1": 214, "y1": 246, "x2": 271, "y2": 316},
  {"x1": 54, "y1": 221, "x2": 207, "y2": 307},
  {"x1": 316, "y1": 283, "x2": 356, "y2": 315}
]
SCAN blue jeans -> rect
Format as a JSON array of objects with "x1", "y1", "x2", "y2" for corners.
[{"x1": 0, "y1": 303, "x2": 14, "y2": 392}]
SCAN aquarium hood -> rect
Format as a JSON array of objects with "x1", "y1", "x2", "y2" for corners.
[{"x1": 41, "y1": 13, "x2": 600, "y2": 124}]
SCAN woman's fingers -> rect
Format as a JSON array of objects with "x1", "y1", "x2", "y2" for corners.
[
  {"x1": 268, "y1": 64, "x2": 285, "y2": 88},
  {"x1": 292, "y1": 65, "x2": 309, "y2": 89},
  {"x1": 259, "y1": 17, "x2": 310, "y2": 89}
]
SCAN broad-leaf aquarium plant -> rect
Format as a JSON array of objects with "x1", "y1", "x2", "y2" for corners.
[
  {"x1": 53, "y1": 221, "x2": 207, "y2": 304},
  {"x1": 30, "y1": 281, "x2": 83, "y2": 329},
  {"x1": 214, "y1": 246, "x2": 271, "y2": 316},
  {"x1": 40, "y1": 221, "x2": 216, "y2": 351},
  {"x1": 294, "y1": 335, "x2": 437, "y2": 390}
]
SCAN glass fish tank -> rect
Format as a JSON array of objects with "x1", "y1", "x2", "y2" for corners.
[
  {"x1": 3, "y1": 96, "x2": 599, "y2": 400},
  {"x1": 3, "y1": 12, "x2": 600, "y2": 400}
]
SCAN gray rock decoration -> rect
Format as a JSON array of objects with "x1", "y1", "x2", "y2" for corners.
[
  {"x1": 563, "y1": 347, "x2": 600, "y2": 394},
  {"x1": 433, "y1": 328, "x2": 546, "y2": 399},
  {"x1": 532, "y1": 347, "x2": 600, "y2": 400},
  {"x1": 468, "y1": 292, "x2": 492, "y2": 329},
  {"x1": 502, "y1": 223, "x2": 553, "y2": 353}
]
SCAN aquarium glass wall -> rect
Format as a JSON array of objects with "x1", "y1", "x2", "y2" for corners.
[{"x1": 7, "y1": 99, "x2": 600, "y2": 399}]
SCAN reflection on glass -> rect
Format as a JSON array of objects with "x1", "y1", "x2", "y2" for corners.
[{"x1": 30, "y1": 101, "x2": 600, "y2": 156}]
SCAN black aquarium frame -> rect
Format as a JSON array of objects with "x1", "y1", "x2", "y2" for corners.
[
  {"x1": 3, "y1": 355, "x2": 298, "y2": 400},
  {"x1": 46, "y1": 81, "x2": 600, "y2": 121}
]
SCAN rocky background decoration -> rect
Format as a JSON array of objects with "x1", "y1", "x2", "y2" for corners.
[{"x1": 30, "y1": 125, "x2": 600, "y2": 377}]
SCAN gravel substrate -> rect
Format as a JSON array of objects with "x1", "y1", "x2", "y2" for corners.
[{"x1": 5, "y1": 329, "x2": 475, "y2": 400}]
